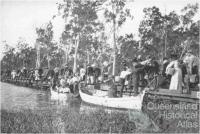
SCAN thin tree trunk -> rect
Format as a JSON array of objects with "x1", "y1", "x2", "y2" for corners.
[
  {"x1": 64, "y1": 48, "x2": 68, "y2": 65},
  {"x1": 164, "y1": 32, "x2": 167, "y2": 57},
  {"x1": 73, "y1": 35, "x2": 79, "y2": 74},
  {"x1": 87, "y1": 49, "x2": 90, "y2": 64},
  {"x1": 36, "y1": 42, "x2": 40, "y2": 68},
  {"x1": 66, "y1": 53, "x2": 68, "y2": 65},
  {"x1": 112, "y1": 4, "x2": 116, "y2": 76},
  {"x1": 47, "y1": 54, "x2": 50, "y2": 68},
  {"x1": 199, "y1": 28, "x2": 200, "y2": 86}
]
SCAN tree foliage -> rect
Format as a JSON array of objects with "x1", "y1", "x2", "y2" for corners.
[
  {"x1": 36, "y1": 22, "x2": 55, "y2": 68},
  {"x1": 139, "y1": 3, "x2": 199, "y2": 59},
  {"x1": 1, "y1": 41, "x2": 37, "y2": 71},
  {"x1": 58, "y1": 0, "x2": 105, "y2": 69},
  {"x1": 1, "y1": 1, "x2": 198, "y2": 73}
]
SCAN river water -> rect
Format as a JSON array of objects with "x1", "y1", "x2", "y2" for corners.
[
  {"x1": 0, "y1": 82, "x2": 159, "y2": 132},
  {"x1": 0, "y1": 82, "x2": 82, "y2": 112}
]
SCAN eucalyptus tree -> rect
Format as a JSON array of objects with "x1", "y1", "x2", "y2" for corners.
[
  {"x1": 139, "y1": 6, "x2": 167, "y2": 59},
  {"x1": 179, "y1": 3, "x2": 199, "y2": 56},
  {"x1": 58, "y1": 0, "x2": 105, "y2": 73},
  {"x1": 1, "y1": 42, "x2": 16, "y2": 70},
  {"x1": 16, "y1": 39, "x2": 31, "y2": 68},
  {"x1": 139, "y1": 3, "x2": 199, "y2": 60},
  {"x1": 36, "y1": 22, "x2": 54, "y2": 68},
  {"x1": 103, "y1": 0, "x2": 133, "y2": 75},
  {"x1": 118, "y1": 34, "x2": 139, "y2": 60}
]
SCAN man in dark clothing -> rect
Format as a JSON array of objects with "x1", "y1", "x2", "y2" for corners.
[
  {"x1": 119, "y1": 66, "x2": 127, "y2": 97},
  {"x1": 86, "y1": 66, "x2": 94, "y2": 84},
  {"x1": 159, "y1": 57, "x2": 171, "y2": 88},
  {"x1": 46, "y1": 69, "x2": 55, "y2": 79},
  {"x1": 151, "y1": 57, "x2": 160, "y2": 75},
  {"x1": 179, "y1": 60, "x2": 187, "y2": 82},
  {"x1": 52, "y1": 72, "x2": 59, "y2": 90},
  {"x1": 162, "y1": 57, "x2": 169, "y2": 77},
  {"x1": 51, "y1": 68, "x2": 59, "y2": 90},
  {"x1": 132, "y1": 58, "x2": 140, "y2": 95},
  {"x1": 38, "y1": 68, "x2": 43, "y2": 79},
  {"x1": 22, "y1": 68, "x2": 28, "y2": 78},
  {"x1": 93, "y1": 67, "x2": 101, "y2": 83}
]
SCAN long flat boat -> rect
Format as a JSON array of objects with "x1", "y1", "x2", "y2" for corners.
[
  {"x1": 79, "y1": 85, "x2": 146, "y2": 110},
  {"x1": 146, "y1": 88, "x2": 200, "y2": 103}
]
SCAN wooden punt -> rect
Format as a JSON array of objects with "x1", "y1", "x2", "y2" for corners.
[
  {"x1": 79, "y1": 85, "x2": 146, "y2": 110},
  {"x1": 146, "y1": 88, "x2": 200, "y2": 103}
]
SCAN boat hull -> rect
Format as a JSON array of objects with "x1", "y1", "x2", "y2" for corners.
[
  {"x1": 79, "y1": 89, "x2": 145, "y2": 110},
  {"x1": 50, "y1": 86, "x2": 80, "y2": 100},
  {"x1": 50, "y1": 87, "x2": 69, "y2": 101}
]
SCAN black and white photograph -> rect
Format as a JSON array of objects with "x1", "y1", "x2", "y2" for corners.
[{"x1": 0, "y1": 0, "x2": 200, "y2": 133}]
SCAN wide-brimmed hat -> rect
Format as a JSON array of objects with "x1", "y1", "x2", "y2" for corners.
[
  {"x1": 91, "y1": 63, "x2": 97, "y2": 67},
  {"x1": 103, "y1": 61, "x2": 109, "y2": 67},
  {"x1": 54, "y1": 67, "x2": 59, "y2": 72},
  {"x1": 137, "y1": 55, "x2": 142, "y2": 59}
]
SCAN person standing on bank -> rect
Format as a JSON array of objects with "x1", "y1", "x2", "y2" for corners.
[
  {"x1": 119, "y1": 62, "x2": 129, "y2": 97},
  {"x1": 132, "y1": 58, "x2": 140, "y2": 95},
  {"x1": 166, "y1": 54, "x2": 182, "y2": 92},
  {"x1": 183, "y1": 50, "x2": 199, "y2": 85},
  {"x1": 162, "y1": 57, "x2": 170, "y2": 77},
  {"x1": 183, "y1": 50, "x2": 199, "y2": 75}
]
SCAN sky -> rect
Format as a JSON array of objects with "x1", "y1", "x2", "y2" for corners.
[{"x1": 0, "y1": 0, "x2": 199, "y2": 58}]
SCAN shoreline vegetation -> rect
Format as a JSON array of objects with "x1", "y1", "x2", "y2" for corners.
[
  {"x1": 1, "y1": 108, "x2": 159, "y2": 133},
  {"x1": 1, "y1": 99, "x2": 199, "y2": 133}
]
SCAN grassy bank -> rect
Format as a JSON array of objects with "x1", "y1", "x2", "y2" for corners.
[{"x1": 1, "y1": 108, "x2": 158, "y2": 133}]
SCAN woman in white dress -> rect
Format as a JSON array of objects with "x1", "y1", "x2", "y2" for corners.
[{"x1": 166, "y1": 54, "x2": 182, "y2": 92}]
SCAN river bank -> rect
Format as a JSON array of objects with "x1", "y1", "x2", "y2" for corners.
[{"x1": 1, "y1": 82, "x2": 199, "y2": 133}]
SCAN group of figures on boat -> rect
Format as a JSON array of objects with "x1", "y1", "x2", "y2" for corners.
[
  {"x1": 1, "y1": 50, "x2": 199, "y2": 110},
  {"x1": 1, "y1": 50, "x2": 199, "y2": 95}
]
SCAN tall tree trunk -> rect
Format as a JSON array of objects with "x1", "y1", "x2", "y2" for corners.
[
  {"x1": 164, "y1": 32, "x2": 167, "y2": 57},
  {"x1": 36, "y1": 42, "x2": 40, "y2": 68},
  {"x1": 87, "y1": 49, "x2": 90, "y2": 64},
  {"x1": 199, "y1": 32, "x2": 200, "y2": 86},
  {"x1": 63, "y1": 48, "x2": 68, "y2": 66},
  {"x1": 47, "y1": 54, "x2": 50, "y2": 68},
  {"x1": 65, "y1": 40, "x2": 73, "y2": 66},
  {"x1": 73, "y1": 35, "x2": 79, "y2": 74},
  {"x1": 112, "y1": 4, "x2": 116, "y2": 76}
]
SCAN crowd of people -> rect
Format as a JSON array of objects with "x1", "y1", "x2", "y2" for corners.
[
  {"x1": 115, "y1": 50, "x2": 199, "y2": 97},
  {"x1": 1, "y1": 50, "x2": 199, "y2": 97},
  {"x1": 165, "y1": 51, "x2": 199, "y2": 92},
  {"x1": 0, "y1": 63, "x2": 102, "y2": 93}
]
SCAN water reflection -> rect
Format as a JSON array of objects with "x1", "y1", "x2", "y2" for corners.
[{"x1": 0, "y1": 82, "x2": 81, "y2": 112}]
